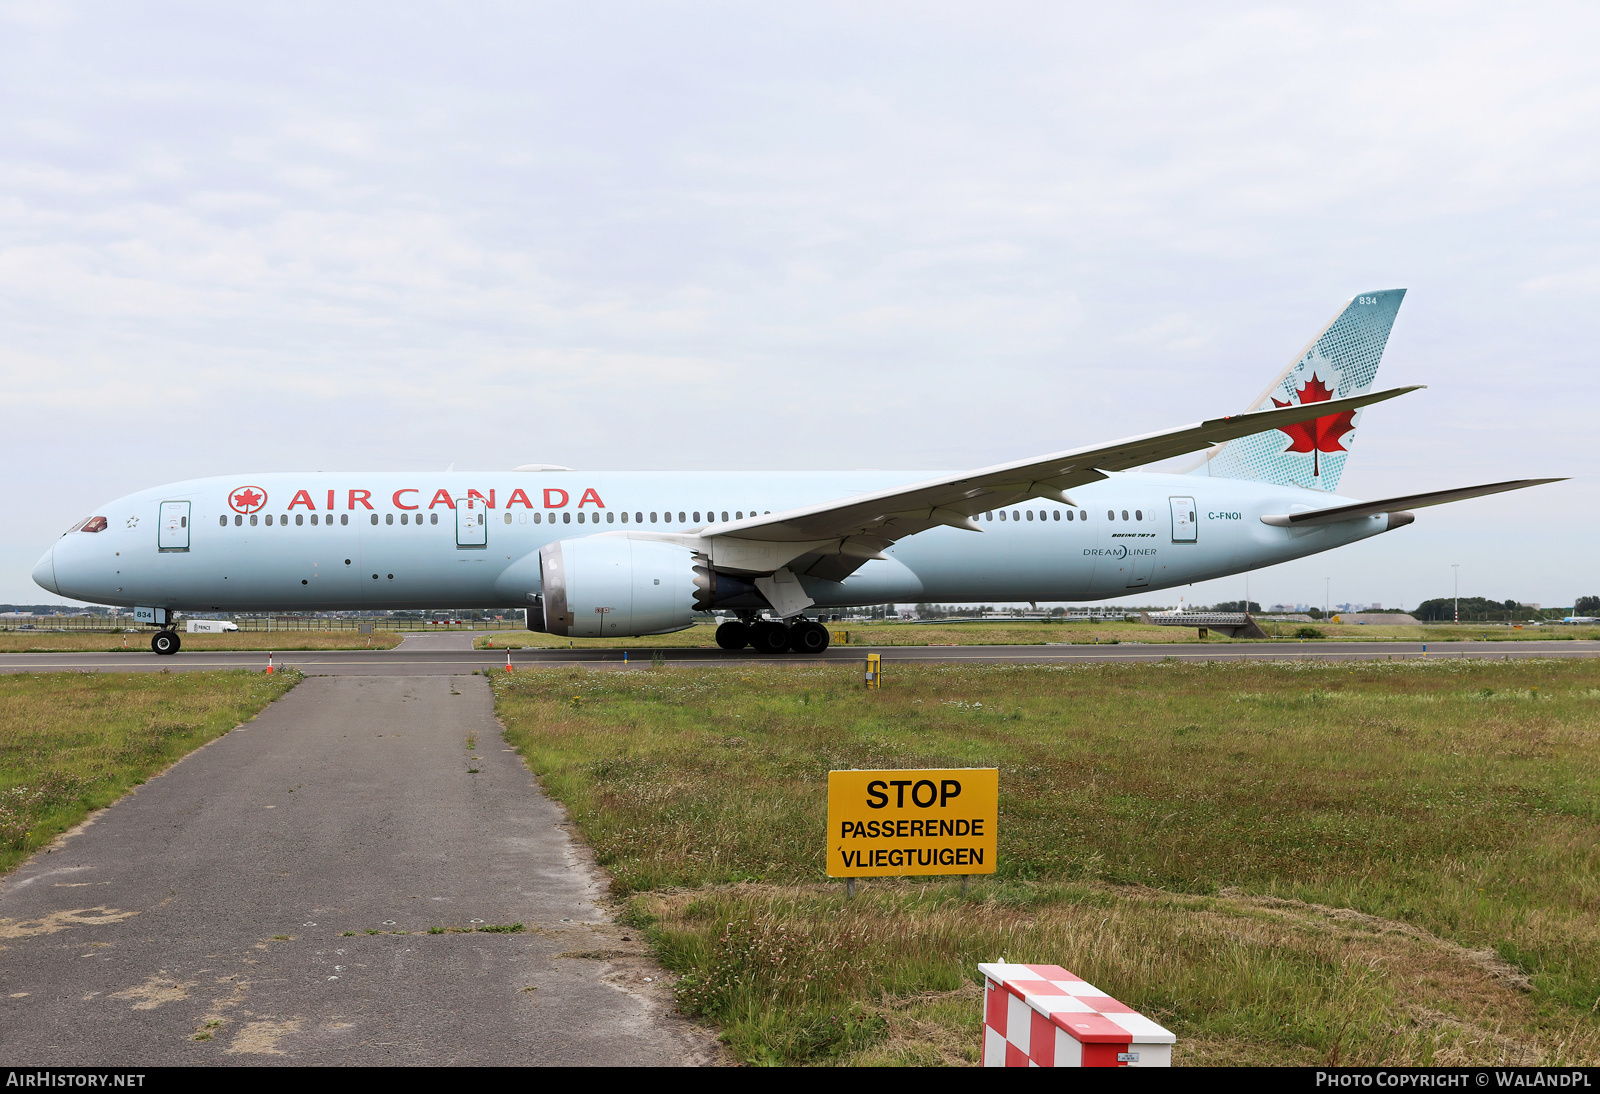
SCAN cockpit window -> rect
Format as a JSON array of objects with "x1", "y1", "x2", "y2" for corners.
[{"x1": 66, "y1": 516, "x2": 107, "y2": 534}]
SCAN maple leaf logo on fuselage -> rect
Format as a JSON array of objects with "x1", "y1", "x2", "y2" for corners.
[
  {"x1": 229, "y1": 487, "x2": 267, "y2": 514},
  {"x1": 1272, "y1": 373, "x2": 1355, "y2": 479}
]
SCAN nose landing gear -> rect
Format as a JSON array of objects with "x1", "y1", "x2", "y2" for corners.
[{"x1": 151, "y1": 629, "x2": 182, "y2": 655}]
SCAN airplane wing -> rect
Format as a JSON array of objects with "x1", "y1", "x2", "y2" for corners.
[
  {"x1": 698, "y1": 384, "x2": 1420, "y2": 581},
  {"x1": 1259, "y1": 478, "x2": 1564, "y2": 527}
]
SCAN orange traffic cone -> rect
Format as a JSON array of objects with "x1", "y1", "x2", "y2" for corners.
[
  {"x1": 504, "y1": 650, "x2": 513, "y2": 673},
  {"x1": 266, "y1": 652, "x2": 275, "y2": 675}
]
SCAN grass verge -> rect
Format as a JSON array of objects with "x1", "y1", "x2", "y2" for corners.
[
  {"x1": 0, "y1": 632, "x2": 404, "y2": 653},
  {"x1": 478, "y1": 621, "x2": 1600, "y2": 650},
  {"x1": 0, "y1": 669, "x2": 301, "y2": 872},
  {"x1": 492, "y1": 658, "x2": 1600, "y2": 1065}
]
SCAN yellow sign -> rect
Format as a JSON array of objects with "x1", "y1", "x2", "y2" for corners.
[
  {"x1": 865, "y1": 652, "x2": 881, "y2": 689},
  {"x1": 827, "y1": 768, "x2": 998, "y2": 877}
]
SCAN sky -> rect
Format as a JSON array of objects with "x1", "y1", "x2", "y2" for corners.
[{"x1": 2, "y1": 1, "x2": 1596, "y2": 610}]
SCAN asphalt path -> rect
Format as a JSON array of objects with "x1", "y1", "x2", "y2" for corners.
[
  {"x1": 0, "y1": 674, "x2": 717, "y2": 1065},
  {"x1": 0, "y1": 638, "x2": 1597, "y2": 676}
]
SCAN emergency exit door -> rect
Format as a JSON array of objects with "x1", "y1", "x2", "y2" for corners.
[
  {"x1": 456, "y1": 497, "x2": 487, "y2": 548},
  {"x1": 158, "y1": 501, "x2": 191, "y2": 552},
  {"x1": 1170, "y1": 496, "x2": 1197, "y2": 543}
]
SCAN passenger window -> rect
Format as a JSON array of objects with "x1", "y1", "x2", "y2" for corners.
[
  {"x1": 1136, "y1": 510, "x2": 1143, "y2": 521},
  {"x1": 250, "y1": 514, "x2": 257, "y2": 526},
  {"x1": 504, "y1": 513, "x2": 512, "y2": 524},
  {"x1": 369, "y1": 514, "x2": 376, "y2": 525},
  {"x1": 607, "y1": 512, "x2": 615, "y2": 523},
  {"x1": 296, "y1": 514, "x2": 304, "y2": 526},
  {"x1": 635, "y1": 512, "x2": 643, "y2": 523},
  {"x1": 1121, "y1": 510, "x2": 1129, "y2": 521},
  {"x1": 736, "y1": 511, "x2": 743, "y2": 519},
  {"x1": 1066, "y1": 510, "x2": 1074, "y2": 521},
  {"x1": 999, "y1": 511, "x2": 1007, "y2": 521},
  {"x1": 234, "y1": 514, "x2": 242, "y2": 526},
  {"x1": 341, "y1": 514, "x2": 348, "y2": 525},
  {"x1": 1013, "y1": 511, "x2": 1020, "y2": 521},
  {"x1": 721, "y1": 511, "x2": 729, "y2": 522},
  {"x1": 577, "y1": 512, "x2": 585, "y2": 523},
  {"x1": 1027, "y1": 510, "x2": 1034, "y2": 521},
  {"x1": 985, "y1": 512, "x2": 992, "y2": 521},
  {"x1": 679, "y1": 511, "x2": 686, "y2": 522},
  {"x1": 1107, "y1": 511, "x2": 1114, "y2": 520},
  {"x1": 650, "y1": 512, "x2": 658, "y2": 523},
  {"x1": 312, "y1": 514, "x2": 319, "y2": 525},
  {"x1": 533, "y1": 513, "x2": 542, "y2": 524},
  {"x1": 386, "y1": 513, "x2": 393, "y2": 525},
  {"x1": 431, "y1": 513, "x2": 438, "y2": 525},
  {"x1": 693, "y1": 512, "x2": 701, "y2": 523},
  {"x1": 219, "y1": 515, "x2": 226, "y2": 527},
  {"x1": 1053, "y1": 510, "x2": 1060, "y2": 521},
  {"x1": 563, "y1": 512, "x2": 571, "y2": 524}
]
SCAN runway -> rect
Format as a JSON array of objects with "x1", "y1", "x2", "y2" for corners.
[{"x1": 2, "y1": 638, "x2": 1596, "y2": 676}]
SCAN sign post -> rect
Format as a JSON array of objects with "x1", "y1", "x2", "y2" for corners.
[
  {"x1": 864, "y1": 653, "x2": 881, "y2": 689},
  {"x1": 827, "y1": 768, "x2": 998, "y2": 883}
]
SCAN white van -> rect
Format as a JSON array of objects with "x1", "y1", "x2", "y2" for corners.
[{"x1": 186, "y1": 620, "x2": 239, "y2": 633}]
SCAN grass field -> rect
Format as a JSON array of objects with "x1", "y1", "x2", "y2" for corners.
[
  {"x1": 0, "y1": 670, "x2": 301, "y2": 873},
  {"x1": 479, "y1": 619, "x2": 1600, "y2": 650},
  {"x1": 0, "y1": 631, "x2": 405, "y2": 653},
  {"x1": 491, "y1": 658, "x2": 1600, "y2": 1066}
]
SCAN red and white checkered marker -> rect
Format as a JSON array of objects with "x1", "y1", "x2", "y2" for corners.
[{"x1": 979, "y1": 962, "x2": 1174, "y2": 1067}]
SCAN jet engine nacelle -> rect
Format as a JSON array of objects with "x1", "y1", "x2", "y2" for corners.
[{"x1": 539, "y1": 535, "x2": 701, "y2": 637}]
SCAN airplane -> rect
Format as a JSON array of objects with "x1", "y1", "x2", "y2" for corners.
[{"x1": 32, "y1": 288, "x2": 1561, "y2": 655}]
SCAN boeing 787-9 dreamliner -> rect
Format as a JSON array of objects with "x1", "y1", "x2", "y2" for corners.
[{"x1": 32, "y1": 290, "x2": 1560, "y2": 654}]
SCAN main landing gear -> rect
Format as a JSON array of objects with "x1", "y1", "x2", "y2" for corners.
[
  {"x1": 151, "y1": 629, "x2": 182, "y2": 655},
  {"x1": 716, "y1": 619, "x2": 831, "y2": 654}
]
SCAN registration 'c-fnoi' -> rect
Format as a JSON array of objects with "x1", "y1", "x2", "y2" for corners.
[{"x1": 827, "y1": 769, "x2": 999, "y2": 878}]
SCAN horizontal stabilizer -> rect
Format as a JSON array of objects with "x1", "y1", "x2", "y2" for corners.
[{"x1": 1260, "y1": 478, "x2": 1565, "y2": 527}]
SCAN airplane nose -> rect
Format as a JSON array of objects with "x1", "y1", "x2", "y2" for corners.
[{"x1": 32, "y1": 546, "x2": 58, "y2": 595}]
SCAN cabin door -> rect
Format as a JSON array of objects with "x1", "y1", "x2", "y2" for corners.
[
  {"x1": 456, "y1": 496, "x2": 488, "y2": 549},
  {"x1": 158, "y1": 501, "x2": 191, "y2": 552},
  {"x1": 1170, "y1": 496, "x2": 1197, "y2": 543}
]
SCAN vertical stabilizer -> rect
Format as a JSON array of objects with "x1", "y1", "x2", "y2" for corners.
[{"x1": 1193, "y1": 289, "x2": 1406, "y2": 491}]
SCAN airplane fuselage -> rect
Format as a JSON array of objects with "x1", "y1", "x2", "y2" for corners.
[{"x1": 35, "y1": 470, "x2": 1397, "y2": 613}]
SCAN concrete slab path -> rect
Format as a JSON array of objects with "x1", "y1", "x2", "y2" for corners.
[{"x1": 0, "y1": 675, "x2": 718, "y2": 1066}]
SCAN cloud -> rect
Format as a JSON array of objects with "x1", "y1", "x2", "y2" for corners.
[{"x1": 0, "y1": 1, "x2": 1595, "y2": 604}]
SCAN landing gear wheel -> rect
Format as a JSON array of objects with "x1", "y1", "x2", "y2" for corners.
[
  {"x1": 748, "y1": 621, "x2": 790, "y2": 654},
  {"x1": 787, "y1": 621, "x2": 830, "y2": 654},
  {"x1": 716, "y1": 621, "x2": 750, "y2": 650},
  {"x1": 151, "y1": 630, "x2": 180, "y2": 655}
]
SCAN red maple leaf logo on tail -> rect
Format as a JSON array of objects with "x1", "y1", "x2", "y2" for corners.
[{"x1": 1272, "y1": 373, "x2": 1354, "y2": 478}]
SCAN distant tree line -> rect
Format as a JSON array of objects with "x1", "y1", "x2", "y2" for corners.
[{"x1": 1413, "y1": 597, "x2": 1540, "y2": 622}]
